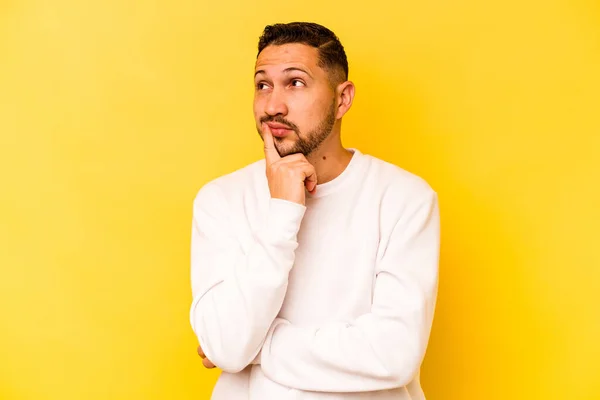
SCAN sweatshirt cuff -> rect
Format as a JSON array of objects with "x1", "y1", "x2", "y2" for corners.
[
  {"x1": 253, "y1": 318, "x2": 290, "y2": 366},
  {"x1": 265, "y1": 198, "x2": 306, "y2": 242},
  {"x1": 261, "y1": 317, "x2": 291, "y2": 360}
]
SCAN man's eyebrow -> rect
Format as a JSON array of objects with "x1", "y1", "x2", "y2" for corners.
[
  {"x1": 283, "y1": 67, "x2": 312, "y2": 77},
  {"x1": 254, "y1": 67, "x2": 313, "y2": 78}
]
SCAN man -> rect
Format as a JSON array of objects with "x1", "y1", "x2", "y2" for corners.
[{"x1": 189, "y1": 22, "x2": 440, "y2": 399}]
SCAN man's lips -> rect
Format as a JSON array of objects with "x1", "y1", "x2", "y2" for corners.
[
  {"x1": 266, "y1": 122, "x2": 292, "y2": 130},
  {"x1": 265, "y1": 122, "x2": 293, "y2": 137}
]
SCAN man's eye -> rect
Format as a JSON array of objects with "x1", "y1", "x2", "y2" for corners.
[
  {"x1": 256, "y1": 83, "x2": 269, "y2": 90},
  {"x1": 291, "y1": 80, "x2": 305, "y2": 87}
]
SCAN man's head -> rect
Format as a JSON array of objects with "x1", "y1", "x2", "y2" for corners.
[{"x1": 253, "y1": 22, "x2": 354, "y2": 158}]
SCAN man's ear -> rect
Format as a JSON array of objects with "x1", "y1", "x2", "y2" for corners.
[{"x1": 336, "y1": 80, "x2": 355, "y2": 119}]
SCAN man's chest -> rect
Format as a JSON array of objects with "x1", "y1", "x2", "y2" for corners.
[
  {"x1": 277, "y1": 203, "x2": 381, "y2": 326},
  {"x1": 231, "y1": 192, "x2": 383, "y2": 325}
]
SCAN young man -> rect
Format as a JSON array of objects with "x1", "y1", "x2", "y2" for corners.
[{"x1": 189, "y1": 22, "x2": 440, "y2": 399}]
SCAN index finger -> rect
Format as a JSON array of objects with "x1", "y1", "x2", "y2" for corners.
[{"x1": 262, "y1": 127, "x2": 281, "y2": 165}]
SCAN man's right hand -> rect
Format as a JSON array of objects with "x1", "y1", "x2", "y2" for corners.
[{"x1": 263, "y1": 129, "x2": 317, "y2": 206}]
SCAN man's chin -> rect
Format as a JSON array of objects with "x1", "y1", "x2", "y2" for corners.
[
  {"x1": 276, "y1": 148, "x2": 295, "y2": 158},
  {"x1": 275, "y1": 141, "x2": 301, "y2": 158},
  {"x1": 279, "y1": 148, "x2": 309, "y2": 158}
]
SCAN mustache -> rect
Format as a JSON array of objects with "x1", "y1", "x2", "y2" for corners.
[{"x1": 260, "y1": 115, "x2": 299, "y2": 132}]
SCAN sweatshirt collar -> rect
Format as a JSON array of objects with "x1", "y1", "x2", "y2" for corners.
[{"x1": 306, "y1": 148, "x2": 363, "y2": 199}]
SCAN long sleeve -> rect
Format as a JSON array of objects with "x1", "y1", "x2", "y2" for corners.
[
  {"x1": 258, "y1": 191, "x2": 440, "y2": 392},
  {"x1": 189, "y1": 182, "x2": 306, "y2": 373}
]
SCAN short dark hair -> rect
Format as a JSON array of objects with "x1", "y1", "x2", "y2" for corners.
[{"x1": 257, "y1": 22, "x2": 349, "y2": 84}]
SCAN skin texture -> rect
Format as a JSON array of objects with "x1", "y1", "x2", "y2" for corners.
[{"x1": 197, "y1": 41, "x2": 356, "y2": 368}]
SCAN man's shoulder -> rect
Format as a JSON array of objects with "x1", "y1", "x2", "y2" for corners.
[
  {"x1": 193, "y1": 158, "x2": 266, "y2": 204},
  {"x1": 363, "y1": 153, "x2": 437, "y2": 202}
]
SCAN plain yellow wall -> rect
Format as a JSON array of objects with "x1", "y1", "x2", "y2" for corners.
[{"x1": 1, "y1": 1, "x2": 599, "y2": 399}]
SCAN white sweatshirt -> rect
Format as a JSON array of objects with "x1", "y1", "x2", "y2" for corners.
[{"x1": 189, "y1": 148, "x2": 440, "y2": 399}]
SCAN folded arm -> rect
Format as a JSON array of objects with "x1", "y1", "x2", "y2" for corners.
[
  {"x1": 189, "y1": 182, "x2": 306, "y2": 373},
  {"x1": 259, "y1": 192, "x2": 440, "y2": 392}
]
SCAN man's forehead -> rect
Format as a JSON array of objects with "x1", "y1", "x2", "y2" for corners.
[{"x1": 254, "y1": 43, "x2": 320, "y2": 74}]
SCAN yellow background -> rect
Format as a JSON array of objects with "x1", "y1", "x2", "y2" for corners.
[{"x1": 1, "y1": 0, "x2": 599, "y2": 399}]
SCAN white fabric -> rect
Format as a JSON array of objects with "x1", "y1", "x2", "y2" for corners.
[{"x1": 190, "y1": 149, "x2": 440, "y2": 399}]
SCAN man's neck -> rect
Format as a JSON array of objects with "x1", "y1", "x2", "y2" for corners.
[{"x1": 307, "y1": 137, "x2": 354, "y2": 185}]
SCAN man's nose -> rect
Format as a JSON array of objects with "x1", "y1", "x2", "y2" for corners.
[{"x1": 264, "y1": 88, "x2": 288, "y2": 116}]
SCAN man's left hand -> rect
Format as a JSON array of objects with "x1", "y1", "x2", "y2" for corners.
[{"x1": 197, "y1": 344, "x2": 216, "y2": 369}]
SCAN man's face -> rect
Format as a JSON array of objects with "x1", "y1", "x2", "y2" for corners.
[{"x1": 254, "y1": 43, "x2": 338, "y2": 158}]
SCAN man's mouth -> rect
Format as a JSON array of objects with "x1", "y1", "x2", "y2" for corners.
[{"x1": 266, "y1": 122, "x2": 293, "y2": 137}]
